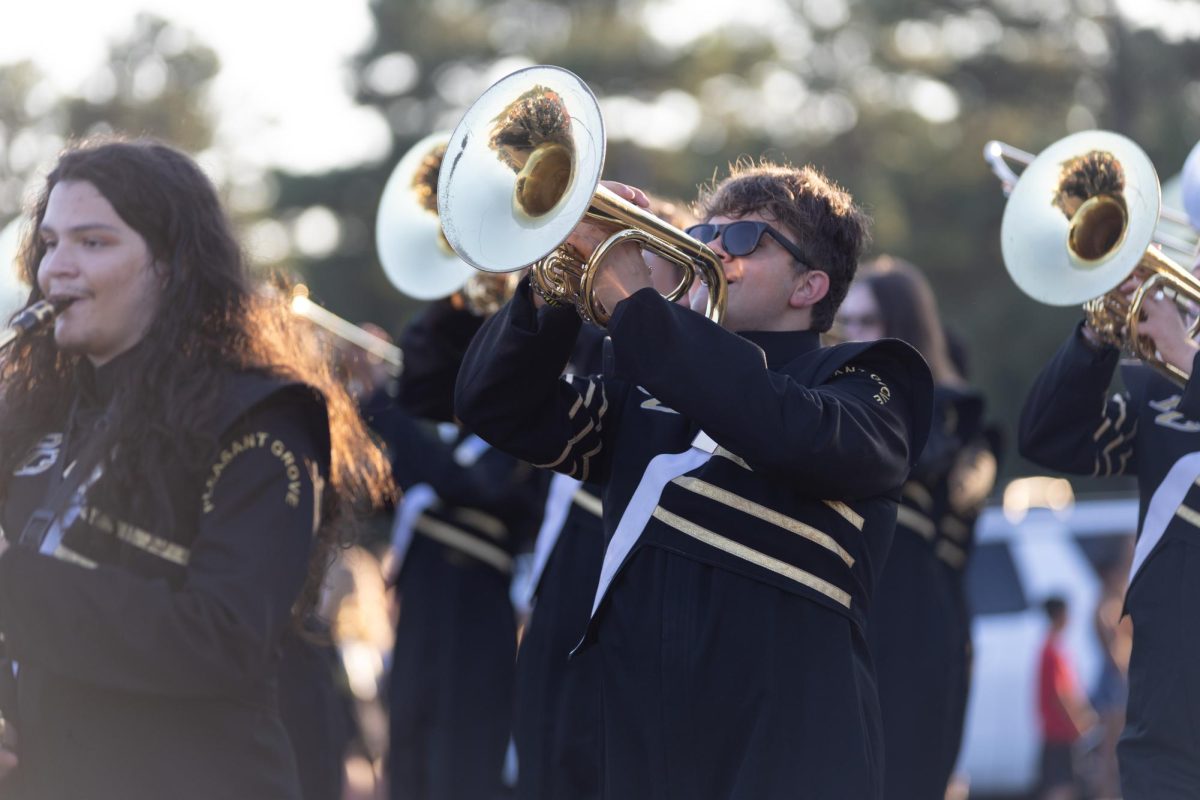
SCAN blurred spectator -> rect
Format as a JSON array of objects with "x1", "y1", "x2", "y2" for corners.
[
  {"x1": 1038, "y1": 596, "x2": 1097, "y2": 800},
  {"x1": 322, "y1": 545, "x2": 396, "y2": 799},
  {"x1": 1088, "y1": 555, "x2": 1132, "y2": 799}
]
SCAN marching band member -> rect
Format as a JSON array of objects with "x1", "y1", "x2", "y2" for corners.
[
  {"x1": 1020, "y1": 280, "x2": 1200, "y2": 798},
  {"x1": 513, "y1": 196, "x2": 693, "y2": 800},
  {"x1": 510, "y1": 322, "x2": 606, "y2": 800},
  {"x1": 361, "y1": 295, "x2": 545, "y2": 800},
  {"x1": 839, "y1": 256, "x2": 997, "y2": 800},
  {"x1": 455, "y1": 162, "x2": 933, "y2": 799},
  {"x1": 1018, "y1": 151, "x2": 1200, "y2": 800},
  {"x1": 0, "y1": 137, "x2": 392, "y2": 799}
]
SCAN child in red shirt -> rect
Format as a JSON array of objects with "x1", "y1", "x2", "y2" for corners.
[{"x1": 1037, "y1": 596, "x2": 1097, "y2": 800}]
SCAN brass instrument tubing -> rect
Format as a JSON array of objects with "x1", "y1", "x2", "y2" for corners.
[{"x1": 0, "y1": 299, "x2": 60, "y2": 352}]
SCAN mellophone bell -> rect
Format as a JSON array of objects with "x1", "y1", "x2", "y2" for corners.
[
  {"x1": 986, "y1": 130, "x2": 1200, "y2": 384},
  {"x1": 435, "y1": 64, "x2": 727, "y2": 327},
  {"x1": 366, "y1": 95, "x2": 558, "y2": 800},
  {"x1": 1005, "y1": 133, "x2": 1200, "y2": 799}
]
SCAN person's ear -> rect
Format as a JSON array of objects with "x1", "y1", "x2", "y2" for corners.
[{"x1": 789, "y1": 269, "x2": 829, "y2": 309}]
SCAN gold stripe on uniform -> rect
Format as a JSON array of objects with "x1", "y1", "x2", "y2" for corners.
[
  {"x1": 823, "y1": 500, "x2": 864, "y2": 532},
  {"x1": 1112, "y1": 394, "x2": 1129, "y2": 434},
  {"x1": 81, "y1": 506, "x2": 191, "y2": 566},
  {"x1": 534, "y1": 418, "x2": 596, "y2": 470},
  {"x1": 415, "y1": 516, "x2": 513, "y2": 573},
  {"x1": 1175, "y1": 503, "x2": 1200, "y2": 530},
  {"x1": 941, "y1": 515, "x2": 969, "y2": 542},
  {"x1": 565, "y1": 375, "x2": 596, "y2": 419},
  {"x1": 572, "y1": 489, "x2": 603, "y2": 517},
  {"x1": 896, "y1": 505, "x2": 936, "y2": 541},
  {"x1": 651, "y1": 507, "x2": 851, "y2": 608},
  {"x1": 902, "y1": 482, "x2": 934, "y2": 512},
  {"x1": 575, "y1": 440, "x2": 604, "y2": 483},
  {"x1": 671, "y1": 477, "x2": 854, "y2": 567},
  {"x1": 51, "y1": 544, "x2": 98, "y2": 569},
  {"x1": 935, "y1": 539, "x2": 966, "y2": 569},
  {"x1": 714, "y1": 448, "x2": 751, "y2": 470},
  {"x1": 448, "y1": 508, "x2": 507, "y2": 540}
]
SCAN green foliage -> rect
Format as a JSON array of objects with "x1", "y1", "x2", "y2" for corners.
[
  {"x1": 1, "y1": 0, "x2": 1191, "y2": 495},
  {"x1": 0, "y1": 14, "x2": 220, "y2": 217}
]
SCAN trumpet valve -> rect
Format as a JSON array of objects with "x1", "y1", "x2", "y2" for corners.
[{"x1": 531, "y1": 244, "x2": 587, "y2": 311}]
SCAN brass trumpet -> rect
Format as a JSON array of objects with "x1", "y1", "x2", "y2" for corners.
[
  {"x1": 986, "y1": 130, "x2": 1200, "y2": 384},
  {"x1": 437, "y1": 65, "x2": 726, "y2": 328}
]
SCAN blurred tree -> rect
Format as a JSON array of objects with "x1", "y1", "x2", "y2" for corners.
[
  {"x1": 271, "y1": 0, "x2": 1200, "y2": 489},
  {"x1": 0, "y1": 14, "x2": 221, "y2": 220},
  {"x1": 60, "y1": 15, "x2": 220, "y2": 154}
]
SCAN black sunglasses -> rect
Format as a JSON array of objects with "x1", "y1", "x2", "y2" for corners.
[{"x1": 685, "y1": 220, "x2": 811, "y2": 270}]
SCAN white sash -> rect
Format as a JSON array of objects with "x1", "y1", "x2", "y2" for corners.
[
  {"x1": 589, "y1": 431, "x2": 717, "y2": 619},
  {"x1": 1130, "y1": 451, "x2": 1200, "y2": 582},
  {"x1": 525, "y1": 473, "x2": 583, "y2": 607},
  {"x1": 388, "y1": 483, "x2": 437, "y2": 577}
]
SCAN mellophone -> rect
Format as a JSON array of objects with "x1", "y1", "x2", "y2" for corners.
[{"x1": 986, "y1": 130, "x2": 1200, "y2": 384}]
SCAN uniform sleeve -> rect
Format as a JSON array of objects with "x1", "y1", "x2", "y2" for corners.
[
  {"x1": 0, "y1": 394, "x2": 327, "y2": 699},
  {"x1": 393, "y1": 412, "x2": 547, "y2": 524},
  {"x1": 907, "y1": 391, "x2": 979, "y2": 487},
  {"x1": 455, "y1": 279, "x2": 626, "y2": 485},
  {"x1": 398, "y1": 298, "x2": 484, "y2": 422},
  {"x1": 1019, "y1": 324, "x2": 1136, "y2": 477},
  {"x1": 606, "y1": 288, "x2": 932, "y2": 499}
]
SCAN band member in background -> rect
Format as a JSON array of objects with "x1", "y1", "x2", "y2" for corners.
[
  {"x1": 1019, "y1": 246, "x2": 1200, "y2": 797},
  {"x1": 456, "y1": 162, "x2": 933, "y2": 799},
  {"x1": 0, "y1": 137, "x2": 392, "y2": 799},
  {"x1": 838, "y1": 256, "x2": 997, "y2": 800},
  {"x1": 512, "y1": 196, "x2": 693, "y2": 800},
  {"x1": 358, "y1": 293, "x2": 545, "y2": 800}
]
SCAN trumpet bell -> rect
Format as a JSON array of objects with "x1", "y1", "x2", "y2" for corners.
[
  {"x1": 437, "y1": 65, "x2": 604, "y2": 273},
  {"x1": 1001, "y1": 130, "x2": 1161, "y2": 306},
  {"x1": 375, "y1": 131, "x2": 475, "y2": 300}
]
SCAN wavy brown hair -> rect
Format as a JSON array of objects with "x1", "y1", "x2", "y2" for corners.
[
  {"x1": 0, "y1": 137, "x2": 393, "y2": 625},
  {"x1": 856, "y1": 255, "x2": 963, "y2": 387},
  {"x1": 697, "y1": 159, "x2": 871, "y2": 332}
]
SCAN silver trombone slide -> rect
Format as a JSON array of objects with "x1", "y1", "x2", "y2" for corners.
[{"x1": 290, "y1": 286, "x2": 403, "y2": 374}]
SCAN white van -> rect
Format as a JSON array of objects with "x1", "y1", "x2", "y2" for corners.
[{"x1": 955, "y1": 494, "x2": 1137, "y2": 797}]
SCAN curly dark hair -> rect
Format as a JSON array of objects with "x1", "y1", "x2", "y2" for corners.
[
  {"x1": 697, "y1": 159, "x2": 871, "y2": 332},
  {"x1": 0, "y1": 137, "x2": 393, "y2": 626}
]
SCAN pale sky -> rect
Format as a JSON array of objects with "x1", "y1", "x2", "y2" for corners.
[{"x1": 2, "y1": 0, "x2": 393, "y2": 175}]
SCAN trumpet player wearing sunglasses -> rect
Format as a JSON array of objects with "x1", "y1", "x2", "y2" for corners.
[{"x1": 456, "y1": 160, "x2": 933, "y2": 799}]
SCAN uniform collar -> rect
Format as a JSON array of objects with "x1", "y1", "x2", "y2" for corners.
[
  {"x1": 738, "y1": 329, "x2": 821, "y2": 369},
  {"x1": 75, "y1": 341, "x2": 148, "y2": 408}
]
